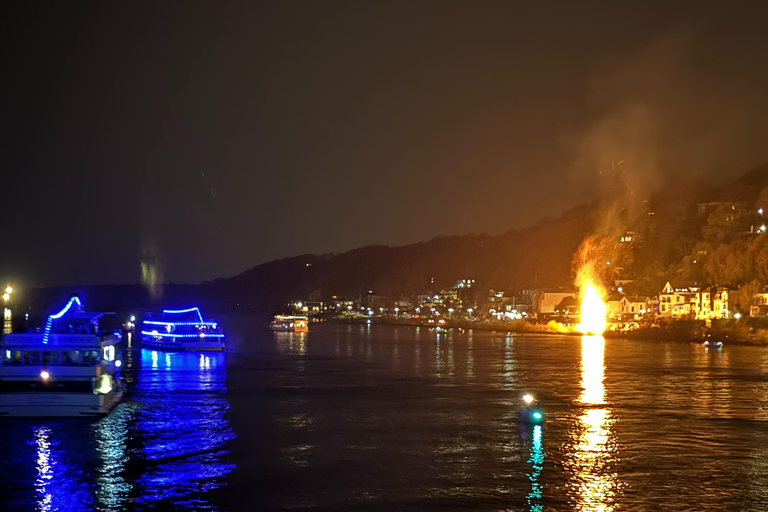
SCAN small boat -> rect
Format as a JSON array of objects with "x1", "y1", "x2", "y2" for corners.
[
  {"x1": 269, "y1": 315, "x2": 309, "y2": 332},
  {"x1": 141, "y1": 307, "x2": 225, "y2": 352},
  {"x1": 518, "y1": 394, "x2": 545, "y2": 425},
  {"x1": 0, "y1": 296, "x2": 123, "y2": 417}
]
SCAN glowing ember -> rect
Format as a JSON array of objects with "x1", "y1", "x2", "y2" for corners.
[{"x1": 577, "y1": 280, "x2": 607, "y2": 335}]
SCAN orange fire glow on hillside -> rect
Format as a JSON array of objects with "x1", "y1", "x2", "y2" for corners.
[{"x1": 574, "y1": 237, "x2": 608, "y2": 335}]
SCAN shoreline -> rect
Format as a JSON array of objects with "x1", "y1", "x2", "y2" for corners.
[{"x1": 316, "y1": 316, "x2": 768, "y2": 346}]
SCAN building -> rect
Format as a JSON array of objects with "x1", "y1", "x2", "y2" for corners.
[
  {"x1": 607, "y1": 293, "x2": 650, "y2": 320},
  {"x1": 695, "y1": 286, "x2": 729, "y2": 320},
  {"x1": 532, "y1": 290, "x2": 577, "y2": 316},
  {"x1": 658, "y1": 282, "x2": 699, "y2": 319},
  {"x1": 658, "y1": 282, "x2": 731, "y2": 320},
  {"x1": 750, "y1": 291, "x2": 768, "y2": 317}
]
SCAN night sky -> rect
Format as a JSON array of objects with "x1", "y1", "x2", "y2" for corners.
[{"x1": 3, "y1": 1, "x2": 768, "y2": 287}]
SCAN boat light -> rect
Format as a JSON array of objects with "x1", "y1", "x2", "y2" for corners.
[
  {"x1": 523, "y1": 394, "x2": 534, "y2": 404},
  {"x1": 532, "y1": 411, "x2": 543, "y2": 420},
  {"x1": 40, "y1": 370, "x2": 50, "y2": 381}
]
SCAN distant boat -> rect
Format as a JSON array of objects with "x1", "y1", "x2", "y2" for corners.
[
  {"x1": 141, "y1": 307, "x2": 225, "y2": 352},
  {"x1": 0, "y1": 296, "x2": 123, "y2": 417},
  {"x1": 269, "y1": 315, "x2": 309, "y2": 332}
]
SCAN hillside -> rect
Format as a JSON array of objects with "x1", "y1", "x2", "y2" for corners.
[
  {"x1": 19, "y1": 165, "x2": 768, "y2": 316},
  {"x1": 217, "y1": 165, "x2": 768, "y2": 311}
]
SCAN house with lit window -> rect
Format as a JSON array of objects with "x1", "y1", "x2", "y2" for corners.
[
  {"x1": 695, "y1": 286, "x2": 729, "y2": 320},
  {"x1": 607, "y1": 293, "x2": 650, "y2": 320},
  {"x1": 750, "y1": 290, "x2": 768, "y2": 317},
  {"x1": 658, "y1": 282, "x2": 699, "y2": 319}
]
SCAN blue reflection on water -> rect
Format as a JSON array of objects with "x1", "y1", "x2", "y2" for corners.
[
  {"x1": 31, "y1": 425, "x2": 93, "y2": 511},
  {"x1": 526, "y1": 425, "x2": 545, "y2": 511},
  {"x1": 134, "y1": 349, "x2": 235, "y2": 509},
  {"x1": 0, "y1": 348, "x2": 235, "y2": 511}
]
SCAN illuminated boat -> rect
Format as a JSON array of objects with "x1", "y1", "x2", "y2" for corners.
[
  {"x1": 268, "y1": 315, "x2": 309, "y2": 332},
  {"x1": 0, "y1": 296, "x2": 123, "y2": 417},
  {"x1": 141, "y1": 306, "x2": 225, "y2": 352}
]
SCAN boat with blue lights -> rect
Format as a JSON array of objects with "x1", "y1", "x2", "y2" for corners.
[
  {"x1": 141, "y1": 307, "x2": 225, "y2": 352},
  {"x1": 0, "y1": 296, "x2": 123, "y2": 417}
]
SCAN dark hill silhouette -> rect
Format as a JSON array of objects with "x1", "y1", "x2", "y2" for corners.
[{"x1": 18, "y1": 165, "x2": 768, "y2": 316}]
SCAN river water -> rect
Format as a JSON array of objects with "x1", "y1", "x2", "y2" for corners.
[{"x1": 2, "y1": 321, "x2": 768, "y2": 511}]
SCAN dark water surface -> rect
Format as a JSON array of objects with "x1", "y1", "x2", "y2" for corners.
[{"x1": 2, "y1": 321, "x2": 768, "y2": 511}]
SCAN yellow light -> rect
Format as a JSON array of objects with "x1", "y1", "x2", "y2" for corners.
[
  {"x1": 96, "y1": 375, "x2": 112, "y2": 394},
  {"x1": 523, "y1": 394, "x2": 534, "y2": 404},
  {"x1": 576, "y1": 280, "x2": 607, "y2": 335},
  {"x1": 2, "y1": 293, "x2": 8, "y2": 301},
  {"x1": 5, "y1": 286, "x2": 11, "y2": 294}
]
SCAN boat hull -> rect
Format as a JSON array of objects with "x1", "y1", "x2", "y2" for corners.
[
  {"x1": 0, "y1": 389, "x2": 123, "y2": 417},
  {"x1": 141, "y1": 338, "x2": 225, "y2": 352}
]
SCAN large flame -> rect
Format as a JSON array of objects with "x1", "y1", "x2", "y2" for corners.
[
  {"x1": 574, "y1": 236, "x2": 608, "y2": 335},
  {"x1": 577, "y1": 279, "x2": 607, "y2": 335}
]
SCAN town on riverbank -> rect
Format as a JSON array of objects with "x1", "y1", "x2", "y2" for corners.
[{"x1": 286, "y1": 274, "x2": 768, "y2": 345}]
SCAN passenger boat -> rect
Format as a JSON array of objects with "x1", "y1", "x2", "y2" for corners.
[
  {"x1": 141, "y1": 306, "x2": 225, "y2": 352},
  {"x1": 268, "y1": 315, "x2": 309, "y2": 332},
  {"x1": 0, "y1": 296, "x2": 123, "y2": 417}
]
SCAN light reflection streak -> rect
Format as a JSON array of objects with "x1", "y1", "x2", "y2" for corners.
[
  {"x1": 526, "y1": 424, "x2": 544, "y2": 511},
  {"x1": 93, "y1": 404, "x2": 133, "y2": 510},
  {"x1": 569, "y1": 335, "x2": 619, "y2": 511},
  {"x1": 34, "y1": 427, "x2": 53, "y2": 512},
  {"x1": 466, "y1": 331, "x2": 474, "y2": 381},
  {"x1": 31, "y1": 426, "x2": 92, "y2": 511},
  {"x1": 136, "y1": 349, "x2": 235, "y2": 508}
]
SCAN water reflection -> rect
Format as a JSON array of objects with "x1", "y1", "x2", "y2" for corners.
[
  {"x1": 135, "y1": 349, "x2": 235, "y2": 509},
  {"x1": 569, "y1": 335, "x2": 619, "y2": 511},
  {"x1": 526, "y1": 424, "x2": 545, "y2": 511},
  {"x1": 92, "y1": 404, "x2": 133, "y2": 510},
  {"x1": 31, "y1": 425, "x2": 92, "y2": 511},
  {"x1": 273, "y1": 331, "x2": 308, "y2": 355}
]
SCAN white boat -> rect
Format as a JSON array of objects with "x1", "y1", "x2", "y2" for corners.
[
  {"x1": 0, "y1": 296, "x2": 123, "y2": 417},
  {"x1": 141, "y1": 306, "x2": 225, "y2": 352},
  {"x1": 269, "y1": 315, "x2": 309, "y2": 332}
]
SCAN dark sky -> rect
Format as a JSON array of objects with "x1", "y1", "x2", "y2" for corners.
[{"x1": 2, "y1": 1, "x2": 768, "y2": 287}]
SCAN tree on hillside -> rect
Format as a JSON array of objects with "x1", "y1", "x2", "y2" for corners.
[
  {"x1": 702, "y1": 203, "x2": 751, "y2": 246},
  {"x1": 733, "y1": 279, "x2": 762, "y2": 314}
]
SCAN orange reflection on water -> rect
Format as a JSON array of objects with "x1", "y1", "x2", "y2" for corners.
[{"x1": 569, "y1": 335, "x2": 619, "y2": 511}]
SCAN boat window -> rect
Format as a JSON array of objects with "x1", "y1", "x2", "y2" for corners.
[
  {"x1": 102, "y1": 345, "x2": 115, "y2": 362},
  {"x1": 43, "y1": 351, "x2": 60, "y2": 365},
  {"x1": 82, "y1": 350, "x2": 100, "y2": 366},
  {"x1": 22, "y1": 351, "x2": 41, "y2": 365},
  {"x1": 61, "y1": 350, "x2": 80, "y2": 366},
  {"x1": 6, "y1": 351, "x2": 22, "y2": 365}
]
